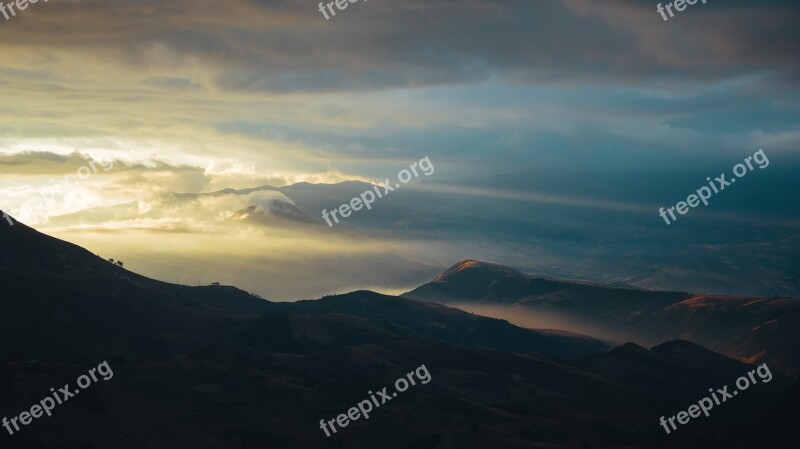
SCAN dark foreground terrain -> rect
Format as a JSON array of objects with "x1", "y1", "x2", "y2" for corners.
[{"x1": 1, "y1": 223, "x2": 799, "y2": 448}]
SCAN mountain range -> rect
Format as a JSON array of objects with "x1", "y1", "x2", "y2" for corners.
[
  {"x1": 1, "y1": 222, "x2": 799, "y2": 448},
  {"x1": 404, "y1": 259, "x2": 800, "y2": 376},
  {"x1": 32, "y1": 178, "x2": 800, "y2": 300}
]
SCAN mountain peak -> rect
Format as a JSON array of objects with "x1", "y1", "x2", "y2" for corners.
[{"x1": 433, "y1": 259, "x2": 526, "y2": 282}]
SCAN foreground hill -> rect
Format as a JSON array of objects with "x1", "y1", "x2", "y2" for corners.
[
  {"x1": 1, "y1": 222, "x2": 799, "y2": 448},
  {"x1": 0, "y1": 221, "x2": 602, "y2": 363},
  {"x1": 404, "y1": 260, "x2": 800, "y2": 375},
  {"x1": 262, "y1": 290, "x2": 606, "y2": 358}
]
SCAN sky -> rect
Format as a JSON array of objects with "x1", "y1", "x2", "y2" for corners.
[{"x1": 1, "y1": 0, "x2": 799, "y2": 300}]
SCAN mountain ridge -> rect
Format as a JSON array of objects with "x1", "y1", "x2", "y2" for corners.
[
  {"x1": 2, "y1": 222, "x2": 799, "y2": 448},
  {"x1": 406, "y1": 259, "x2": 800, "y2": 376}
]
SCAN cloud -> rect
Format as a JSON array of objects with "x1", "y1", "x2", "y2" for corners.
[
  {"x1": 0, "y1": 151, "x2": 113, "y2": 175},
  {"x1": 1, "y1": 0, "x2": 798, "y2": 180},
  {"x1": 1, "y1": 0, "x2": 799, "y2": 301},
  {"x1": 1, "y1": 0, "x2": 798, "y2": 94},
  {"x1": 0, "y1": 149, "x2": 379, "y2": 226}
]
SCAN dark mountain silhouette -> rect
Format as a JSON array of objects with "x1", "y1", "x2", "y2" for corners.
[
  {"x1": 634, "y1": 294, "x2": 800, "y2": 376},
  {"x1": 261, "y1": 290, "x2": 607, "y2": 358},
  {"x1": 0, "y1": 221, "x2": 602, "y2": 362},
  {"x1": 1, "y1": 224, "x2": 799, "y2": 448},
  {"x1": 404, "y1": 260, "x2": 800, "y2": 375},
  {"x1": 404, "y1": 259, "x2": 690, "y2": 311}
]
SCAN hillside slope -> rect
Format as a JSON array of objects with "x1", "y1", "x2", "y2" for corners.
[{"x1": 405, "y1": 260, "x2": 800, "y2": 375}]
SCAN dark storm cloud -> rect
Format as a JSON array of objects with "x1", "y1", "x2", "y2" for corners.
[{"x1": 1, "y1": 0, "x2": 798, "y2": 93}]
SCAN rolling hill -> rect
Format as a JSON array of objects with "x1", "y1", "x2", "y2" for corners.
[
  {"x1": 404, "y1": 260, "x2": 800, "y2": 375},
  {"x1": 2, "y1": 223, "x2": 799, "y2": 448}
]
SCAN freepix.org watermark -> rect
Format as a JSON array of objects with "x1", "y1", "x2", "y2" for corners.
[
  {"x1": 656, "y1": 0, "x2": 708, "y2": 22},
  {"x1": 1, "y1": 0, "x2": 51, "y2": 22},
  {"x1": 317, "y1": 0, "x2": 367, "y2": 21},
  {"x1": 659, "y1": 363, "x2": 772, "y2": 434},
  {"x1": 319, "y1": 364, "x2": 432, "y2": 437},
  {"x1": 2, "y1": 361, "x2": 114, "y2": 436},
  {"x1": 322, "y1": 156, "x2": 434, "y2": 227},
  {"x1": 659, "y1": 149, "x2": 769, "y2": 225}
]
